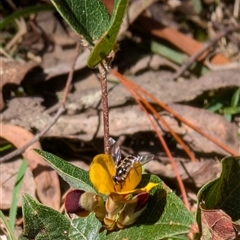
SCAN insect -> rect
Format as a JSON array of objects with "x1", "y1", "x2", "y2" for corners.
[{"x1": 109, "y1": 137, "x2": 154, "y2": 185}]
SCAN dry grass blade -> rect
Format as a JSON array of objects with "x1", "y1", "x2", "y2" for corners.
[
  {"x1": 112, "y1": 70, "x2": 191, "y2": 209},
  {"x1": 111, "y1": 70, "x2": 238, "y2": 156}
]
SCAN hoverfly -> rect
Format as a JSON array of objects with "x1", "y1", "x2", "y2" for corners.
[{"x1": 109, "y1": 137, "x2": 154, "y2": 185}]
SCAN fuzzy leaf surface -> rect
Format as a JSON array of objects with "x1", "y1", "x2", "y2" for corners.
[
  {"x1": 33, "y1": 149, "x2": 95, "y2": 192},
  {"x1": 99, "y1": 174, "x2": 195, "y2": 239},
  {"x1": 50, "y1": 0, "x2": 111, "y2": 45}
]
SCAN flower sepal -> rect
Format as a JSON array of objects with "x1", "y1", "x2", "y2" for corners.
[{"x1": 117, "y1": 191, "x2": 150, "y2": 228}]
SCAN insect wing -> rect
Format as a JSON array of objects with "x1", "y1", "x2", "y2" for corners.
[
  {"x1": 109, "y1": 137, "x2": 122, "y2": 166},
  {"x1": 134, "y1": 154, "x2": 154, "y2": 166}
]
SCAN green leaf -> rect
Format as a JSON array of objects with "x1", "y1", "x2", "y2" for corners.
[
  {"x1": 205, "y1": 102, "x2": 223, "y2": 112},
  {"x1": 223, "y1": 106, "x2": 240, "y2": 115},
  {"x1": 33, "y1": 149, "x2": 95, "y2": 193},
  {"x1": 99, "y1": 174, "x2": 195, "y2": 240},
  {"x1": 50, "y1": 0, "x2": 111, "y2": 46},
  {"x1": 9, "y1": 159, "x2": 28, "y2": 232},
  {"x1": 69, "y1": 213, "x2": 102, "y2": 240},
  {"x1": 191, "y1": 0, "x2": 202, "y2": 14},
  {"x1": 197, "y1": 156, "x2": 240, "y2": 232},
  {"x1": 230, "y1": 88, "x2": 240, "y2": 108},
  {"x1": 87, "y1": 0, "x2": 128, "y2": 68},
  {"x1": 0, "y1": 4, "x2": 54, "y2": 30},
  {"x1": 151, "y1": 41, "x2": 208, "y2": 76},
  {"x1": 0, "y1": 144, "x2": 12, "y2": 151},
  {"x1": 19, "y1": 194, "x2": 71, "y2": 240},
  {"x1": 0, "y1": 210, "x2": 16, "y2": 240},
  {"x1": 223, "y1": 113, "x2": 232, "y2": 122}
]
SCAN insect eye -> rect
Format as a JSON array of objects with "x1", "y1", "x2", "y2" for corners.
[{"x1": 117, "y1": 168, "x2": 125, "y2": 175}]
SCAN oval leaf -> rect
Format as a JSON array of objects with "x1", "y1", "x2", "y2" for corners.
[
  {"x1": 69, "y1": 213, "x2": 102, "y2": 240},
  {"x1": 197, "y1": 156, "x2": 240, "y2": 233},
  {"x1": 87, "y1": 0, "x2": 128, "y2": 68},
  {"x1": 50, "y1": 0, "x2": 111, "y2": 45},
  {"x1": 33, "y1": 149, "x2": 95, "y2": 193},
  {"x1": 19, "y1": 194, "x2": 71, "y2": 240}
]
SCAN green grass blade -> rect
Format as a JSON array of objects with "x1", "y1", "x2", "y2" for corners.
[
  {"x1": 231, "y1": 88, "x2": 240, "y2": 108},
  {"x1": 0, "y1": 4, "x2": 54, "y2": 30},
  {"x1": 191, "y1": 0, "x2": 202, "y2": 14},
  {"x1": 9, "y1": 159, "x2": 28, "y2": 232},
  {"x1": 0, "y1": 144, "x2": 12, "y2": 151},
  {"x1": 151, "y1": 40, "x2": 208, "y2": 75},
  {"x1": 0, "y1": 210, "x2": 16, "y2": 240},
  {"x1": 205, "y1": 102, "x2": 223, "y2": 112}
]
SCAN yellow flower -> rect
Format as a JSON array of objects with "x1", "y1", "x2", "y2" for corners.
[
  {"x1": 89, "y1": 154, "x2": 157, "y2": 195},
  {"x1": 89, "y1": 154, "x2": 158, "y2": 230},
  {"x1": 66, "y1": 153, "x2": 157, "y2": 230}
]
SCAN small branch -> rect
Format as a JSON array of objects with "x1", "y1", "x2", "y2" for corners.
[
  {"x1": 0, "y1": 106, "x2": 64, "y2": 163},
  {"x1": 0, "y1": 42, "x2": 81, "y2": 163},
  {"x1": 98, "y1": 63, "x2": 110, "y2": 154},
  {"x1": 173, "y1": 24, "x2": 240, "y2": 79},
  {"x1": 61, "y1": 41, "x2": 81, "y2": 105}
]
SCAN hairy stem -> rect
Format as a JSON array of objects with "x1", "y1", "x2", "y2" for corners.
[{"x1": 98, "y1": 63, "x2": 110, "y2": 154}]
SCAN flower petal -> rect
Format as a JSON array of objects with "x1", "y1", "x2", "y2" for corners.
[
  {"x1": 106, "y1": 194, "x2": 125, "y2": 216},
  {"x1": 89, "y1": 154, "x2": 115, "y2": 194},
  {"x1": 113, "y1": 162, "x2": 143, "y2": 193},
  {"x1": 141, "y1": 182, "x2": 158, "y2": 192},
  {"x1": 113, "y1": 182, "x2": 158, "y2": 195}
]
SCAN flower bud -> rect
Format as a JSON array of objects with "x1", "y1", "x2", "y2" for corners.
[
  {"x1": 104, "y1": 193, "x2": 127, "y2": 230},
  {"x1": 65, "y1": 189, "x2": 90, "y2": 217},
  {"x1": 65, "y1": 190, "x2": 106, "y2": 219},
  {"x1": 105, "y1": 194, "x2": 125, "y2": 217},
  {"x1": 117, "y1": 192, "x2": 149, "y2": 228}
]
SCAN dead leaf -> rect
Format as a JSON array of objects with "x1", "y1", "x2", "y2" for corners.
[
  {"x1": 2, "y1": 97, "x2": 44, "y2": 125},
  {"x1": 201, "y1": 208, "x2": 237, "y2": 240},
  {"x1": 129, "y1": 54, "x2": 179, "y2": 74},
  {"x1": 1, "y1": 99, "x2": 238, "y2": 156},
  {"x1": 145, "y1": 159, "x2": 221, "y2": 188},
  {"x1": 167, "y1": 103, "x2": 239, "y2": 155},
  {"x1": 35, "y1": 12, "x2": 76, "y2": 46},
  {"x1": 1, "y1": 68, "x2": 238, "y2": 156},
  {"x1": 101, "y1": 0, "x2": 157, "y2": 35},
  {"x1": 0, "y1": 58, "x2": 38, "y2": 110},
  {"x1": 0, "y1": 124, "x2": 61, "y2": 210},
  {"x1": 48, "y1": 68, "x2": 239, "y2": 114},
  {"x1": 16, "y1": 103, "x2": 237, "y2": 156},
  {"x1": 107, "y1": 69, "x2": 240, "y2": 108},
  {"x1": 43, "y1": 48, "x2": 89, "y2": 79},
  {"x1": 137, "y1": 16, "x2": 230, "y2": 65},
  {"x1": 119, "y1": 0, "x2": 158, "y2": 35}
]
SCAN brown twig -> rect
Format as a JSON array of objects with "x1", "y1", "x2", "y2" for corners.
[
  {"x1": 0, "y1": 42, "x2": 81, "y2": 163},
  {"x1": 115, "y1": 69, "x2": 197, "y2": 162},
  {"x1": 115, "y1": 70, "x2": 238, "y2": 156},
  {"x1": 173, "y1": 24, "x2": 240, "y2": 79},
  {"x1": 98, "y1": 63, "x2": 110, "y2": 155},
  {"x1": 61, "y1": 41, "x2": 81, "y2": 105},
  {"x1": 0, "y1": 106, "x2": 64, "y2": 163}
]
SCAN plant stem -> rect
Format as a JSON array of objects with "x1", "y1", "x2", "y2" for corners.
[{"x1": 98, "y1": 63, "x2": 110, "y2": 154}]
